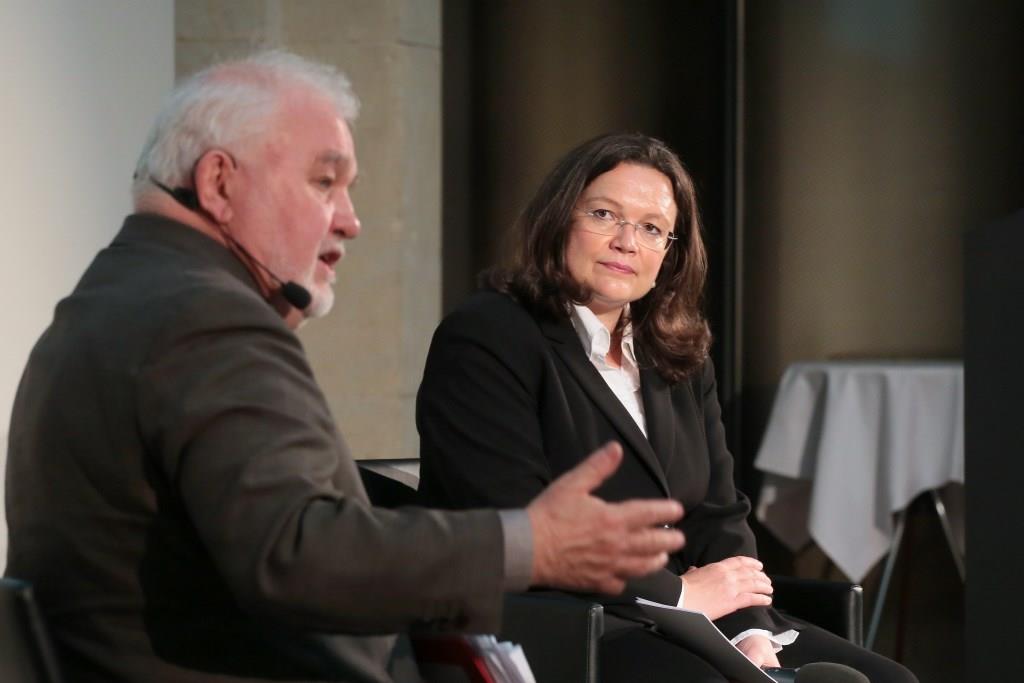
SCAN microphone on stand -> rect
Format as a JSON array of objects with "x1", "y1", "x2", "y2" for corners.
[{"x1": 149, "y1": 178, "x2": 312, "y2": 310}]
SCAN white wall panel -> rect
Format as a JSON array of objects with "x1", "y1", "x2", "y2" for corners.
[{"x1": 0, "y1": 0, "x2": 173, "y2": 568}]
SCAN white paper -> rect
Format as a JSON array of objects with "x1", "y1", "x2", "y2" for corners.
[
  {"x1": 635, "y1": 598, "x2": 777, "y2": 683},
  {"x1": 467, "y1": 635, "x2": 536, "y2": 683},
  {"x1": 414, "y1": 634, "x2": 537, "y2": 683}
]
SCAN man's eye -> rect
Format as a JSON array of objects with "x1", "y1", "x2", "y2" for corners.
[
  {"x1": 316, "y1": 177, "x2": 335, "y2": 189},
  {"x1": 641, "y1": 223, "x2": 663, "y2": 237}
]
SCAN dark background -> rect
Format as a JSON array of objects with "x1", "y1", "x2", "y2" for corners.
[{"x1": 442, "y1": 2, "x2": 1024, "y2": 681}]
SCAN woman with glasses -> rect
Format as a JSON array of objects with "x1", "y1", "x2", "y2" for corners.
[{"x1": 416, "y1": 133, "x2": 915, "y2": 683}]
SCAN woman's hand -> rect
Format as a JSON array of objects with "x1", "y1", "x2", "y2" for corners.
[
  {"x1": 735, "y1": 634, "x2": 780, "y2": 668},
  {"x1": 680, "y1": 556, "x2": 773, "y2": 620}
]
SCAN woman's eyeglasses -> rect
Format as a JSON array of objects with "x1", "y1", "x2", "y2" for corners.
[{"x1": 576, "y1": 209, "x2": 677, "y2": 251}]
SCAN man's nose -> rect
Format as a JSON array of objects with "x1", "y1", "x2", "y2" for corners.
[{"x1": 333, "y1": 192, "x2": 361, "y2": 238}]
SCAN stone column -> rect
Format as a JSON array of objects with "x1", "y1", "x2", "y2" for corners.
[{"x1": 177, "y1": 0, "x2": 441, "y2": 460}]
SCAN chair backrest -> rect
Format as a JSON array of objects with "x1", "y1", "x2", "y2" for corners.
[
  {"x1": 0, "y1": 577, "x2": 65, "y2": 683},
  {"x1": 499, "y1": 592, "x2": 603, "y2": 683},
  {"x1": 357, "y1": 465, "x2": 419, "y2": 508},
  {"x1": 771, "y1": 575, "x2": 864, "y2": 647}
]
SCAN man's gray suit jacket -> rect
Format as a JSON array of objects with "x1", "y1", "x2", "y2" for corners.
[{"x1": 5, "y1": 213, "x2": 508, "y2": 682}]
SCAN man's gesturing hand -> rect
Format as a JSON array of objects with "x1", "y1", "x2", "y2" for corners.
[
  {"x1": 526, "y1": 442, "x2": 685, "y2": 595},
  {"x1": 681, "y1": 556, "x2": 773, "y2": 620}
]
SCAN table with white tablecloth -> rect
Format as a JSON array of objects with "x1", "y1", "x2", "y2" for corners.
[{"x1": 753, "y1": 360, "x2": 964, "y2": 647}]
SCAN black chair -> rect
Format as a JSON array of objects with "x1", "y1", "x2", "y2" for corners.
[
  {"x1": 499, "y1": 580, "x2": 862, "y2": 683},
  {"x1": 499, "y1": 591, "x2": 604, "y2": 683},
  {"x1": 357, "y1": 465, "x2": 863, "y2": 683},
  {"x1": 358, "y1": 465, "x2": 421, "y2": 508},
  {"x1": 771, "y1": 575, "x2": 864, "y2": 646},
  {"x1": 0, "y1": 577, "x2": 65, "y2": 683}
]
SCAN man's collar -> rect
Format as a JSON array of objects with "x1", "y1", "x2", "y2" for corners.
[{"x1": 117, "y1": 212, "x2": 262, "y2": 296}]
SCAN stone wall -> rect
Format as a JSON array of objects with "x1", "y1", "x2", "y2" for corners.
[{"x1": 176, "y1": 0, "x2": 442, "y2": 460}]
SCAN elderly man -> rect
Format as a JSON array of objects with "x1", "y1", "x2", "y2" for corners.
[{"x1": 3, "y1": 51, "x2": 684, "y2": 682}]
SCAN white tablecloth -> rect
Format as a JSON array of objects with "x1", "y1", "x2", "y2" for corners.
[{"x1": 754, "y1": 361, "x2": 964, "y2": 582}]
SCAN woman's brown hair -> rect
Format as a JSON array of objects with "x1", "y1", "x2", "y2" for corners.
[{"x1": 486, "y1": 132, "x2": 710, "y2": 383}]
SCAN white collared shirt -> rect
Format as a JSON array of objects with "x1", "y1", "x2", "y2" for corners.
[{"x1": 569, "y1": 304, "x2": 647, "y2": 436}]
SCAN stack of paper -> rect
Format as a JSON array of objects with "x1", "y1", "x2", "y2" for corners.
[
  {"x1": 470, "y1": 635, "x2": 536, "y2": 683},
  {"x1": 413, "y1": 633, "x2": 536, "y2": 683}
]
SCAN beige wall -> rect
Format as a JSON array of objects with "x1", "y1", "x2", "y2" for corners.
[
  {"x1": 176, "y1": 0, "x2": 441, "y2": 460},
  {"x1": 743, "y1": 2, "x2": 968, "y2": 401}
]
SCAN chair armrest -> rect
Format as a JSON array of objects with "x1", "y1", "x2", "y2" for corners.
[
  {"x1": 770, "y1": 575, "x2": 864, "y2": 646},
  {"x1": 356, "y1": 465, "x2": 418, "y2": 507},
  {"x1": 499, "y1": 592, "x2": 603, "y2": 683},
  {"x1": 0, "y1": 577, "x2": 65, "y2": 683}
]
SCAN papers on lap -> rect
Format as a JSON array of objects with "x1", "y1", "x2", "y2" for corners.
[{"x1": 635, "y1": 598, "x2": 777, "y2": 683}]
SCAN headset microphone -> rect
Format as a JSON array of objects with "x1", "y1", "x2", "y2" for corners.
[
  {"x1": 278, "y1": 281, "x2": 313, "y2": 310},
  {"x1": 150, "y1": 179, "x2": 313, "y2": 310},
  {"x1": 217, "y1": 228, "x2": 313, "y2": 310}
]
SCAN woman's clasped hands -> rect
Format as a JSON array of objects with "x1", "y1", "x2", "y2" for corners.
[
  {"x1": 680, "y1": 556, "x2": 773, "y2": 620},
  {"x1": 681, "y1": 557, "x2": 779, "y2": 666}
]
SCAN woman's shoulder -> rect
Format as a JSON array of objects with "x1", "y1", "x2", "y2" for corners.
[
  {"x1": 445, "y1": 289, "x2": 539, "y2": 329},
  {"x1": 457, "y1": 288, "x2": 525, "y2": 313},
  {"x1": 678, "y1": 356, "x2": 717, "y2": 398},
  {"x1": 424, "y1": 290, "x2": 560, "y2": 389},
  {"x1": 436, "y1": 289, "x2": 551, "y2": 349}
]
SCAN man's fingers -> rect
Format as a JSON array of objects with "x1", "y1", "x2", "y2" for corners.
[
  {"x1": 613, "y1": 498, "x2": 685, "y2": 530},
  {"x1": 595, "y1": 576, "x2": 627, "y2": 596},
  {"x1": 613, "y1": 552, "x2": 671, "y2": 581},
  {"x1": 621, "y1": 525, "x2": 686, "y2": 556},
  {"x1": 550, "y1": 442, "x2": 623, "y2": 494}
]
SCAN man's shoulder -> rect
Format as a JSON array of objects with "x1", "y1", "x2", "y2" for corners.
[
  {"x1": 149, "y1": 255, "x2": 268, "y2": 317},
  {"x1": 69, "y1": 225, "x2": 290, "y2": 364},
  {"x1": 103, "y1": 220, "x2": 280, "y2": 327}
]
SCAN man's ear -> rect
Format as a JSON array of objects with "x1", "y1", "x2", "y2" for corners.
[{"x1": 193, "y1": 150, "x2": 238, "y2": 224}]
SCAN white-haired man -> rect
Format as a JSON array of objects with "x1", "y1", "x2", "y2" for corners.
[{"x1": 4, "y1": 51, "x2": 684, "y2": 682}]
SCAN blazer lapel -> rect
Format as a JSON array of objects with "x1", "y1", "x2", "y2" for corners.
[
  {"x1": 539, "y1": 317, "x2": 671, "y2": 496},
  {"x1": 640, "y1": 367, "x2": 676, "y2": 475}
]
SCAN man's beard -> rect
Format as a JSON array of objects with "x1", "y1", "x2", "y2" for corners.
[{"x1": 304, "y1": 284, "x2": 334, "y2": 319}]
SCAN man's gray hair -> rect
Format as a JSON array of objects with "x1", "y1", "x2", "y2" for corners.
[{"x1": 132, "y1": 50, "x2": 359, "y2": 203}]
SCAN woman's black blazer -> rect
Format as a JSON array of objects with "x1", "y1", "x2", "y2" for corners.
[{"x1": 417, "y1": 290, "x2": 792, "y2": 636}]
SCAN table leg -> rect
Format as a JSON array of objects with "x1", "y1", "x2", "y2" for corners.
[
  {"x1": 930, "y1": 489, "x2": 966, "y2": 581},
  {"x1": 866, "y1": 510, "x2": 906, "y2": 650}
]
